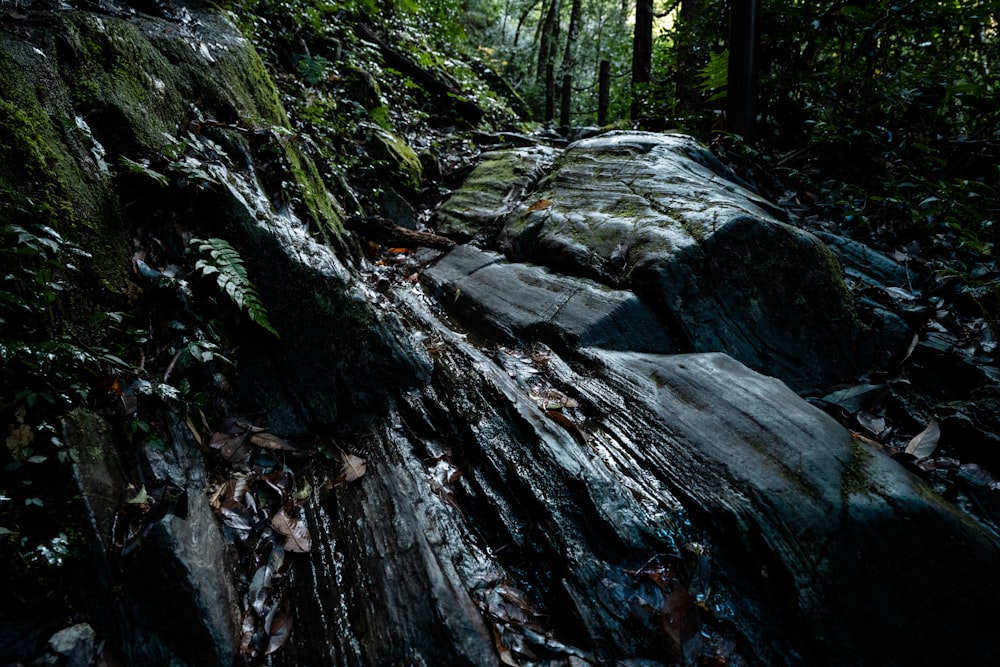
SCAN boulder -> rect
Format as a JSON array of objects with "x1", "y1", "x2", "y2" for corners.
[
  {"x1": 274, "y1": 287, "x2": 1000, "y2": 666},
  {"x1": 422, "y1": 245, "x2": 676, "y2": 353},
  {"x1": 436, "y1": 131, "x2": 884, "y2": 391}
]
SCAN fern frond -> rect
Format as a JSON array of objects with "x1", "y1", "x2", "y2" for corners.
[
  {"x1": 191, "y1": 237, "x2": 279, "y2": 339},
  {"x1": 697, "y1": 48, "x2": 729, "y2": 103}
]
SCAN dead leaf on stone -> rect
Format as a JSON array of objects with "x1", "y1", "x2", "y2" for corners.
[
  {"x1": 339, "y1": 452, "x2": 367, "y2": 483},
  {"x1": 857, "y1": 411, "x2": 889, "y2": 439},
  {"x1": 218, "y1": 498, "x2": 255, "y2": 536},
  {"x1": 209, "y1": 430, "x2": 252, "y2": 462},
  {"x1": 545, "y1": 410, "x2": 589, "y2": 447},
  {"x1": 905, "y1": 418, "x2": 940, "y2": 460},
  {"x1": 125, "y1": 485, "x2": 150, "y2": 506},
  {"x1": 250, "y1": 432, "x2": 297, "y2": 451},
  {"x1": 271, "y1": 509, "x2": 311, "y2": 552},
  {"x1": 262, "y1": 470, "x2": 292, "y2": 499},
  {"x1": 265, "y1": 608, "x2": 293, "y2": 655},
  {"x1": 239, "y1": 611, "x2": 258, "y2": 654},
  {"x1": 429, "y1": 457, "x2": 461, "y2": 506},
  {"x1": 526, "y1": 198, "x2": 552, "y2": 213},
  {"x1": 491, "y1": 625, "x2": 520, "y2": 667},
  {"x1": 6, "y1": 423, "x2": 33, "y2": 460}
]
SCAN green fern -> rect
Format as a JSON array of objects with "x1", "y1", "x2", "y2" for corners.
[
  {"x1": 191, "y1": 237, "x2": 279, "y2": 339},
  {"x1": 697, "y1": 48, "x2": 729, "y2": 103}
]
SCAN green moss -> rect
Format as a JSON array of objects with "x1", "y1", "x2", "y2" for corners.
[
  {"x1": 841, "y1": 435, "x2": 875, "y2": 501},
  {"x1": 283, "y1": 141, "x2": 342, "y2": 234},
  {"x1": 0, "y1": 97, "x2": 76, "y2": 227},
  {"x1": 369, "y1": 128, "x2": 424, "y2": 193}
]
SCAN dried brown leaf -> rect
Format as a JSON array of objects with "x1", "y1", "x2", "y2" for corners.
[
  {"x1": 526, "y1": 198, "x2": 552, "y2": 213},
  {"x1": 857, "y1": 411, "x2": 888, "y2": 438},
  {"x1": 219, "y1": 498, "x2": 254, "y2": 533},
  {"x1": 340, "y1": 452, "x2": 367, "y2": 483},
  {"x1": 545, "y1": 410, "x2": 588, "y2": 447},
  {"x1": 265, "y1": 609, "x2": 293, "y2": 655},
  {"x1": 271, "y1": 509, "x2": 311, "y2": 552},
  {"x1": 492, "y1": 625, "x2": 519, "y2": 667},
  {"x1": 905, "y1": 418, "x2": 940, "y2": 460},
  {"x1": 184, "y1": 414, "x2": 203, "y2": 447},
  {"x1": 249, "y1": 432, "x2": 297, "y2": 451},
  {"x1": 6, "y1": 423, "x2": 34, "y2": 460}
]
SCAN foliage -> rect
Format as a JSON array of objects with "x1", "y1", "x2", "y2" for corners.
[
  {"x1": 468, "y1": 0, "x2": 636, "y2": 125},
  {"x1": 0, "y1": 223, "x2": 90, "y2": 334},
  {"x1": 696, "y1": 47, "x2": 728, "y2": 103},
  {"x1": 191, "y1": 237, "x2": 280, "y2": 339}
]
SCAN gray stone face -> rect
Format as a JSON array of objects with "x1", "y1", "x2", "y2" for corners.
[
  {"x1": 423, "y1": 245, "x2": 676, "y2": 353},
  {"x1": 6, "y1": 4, "x2": 997, "y2": 667},
  {"x1": 435, "y1": 131, "x2": 878, "y2": 391},
  {"x1": 569, "y1": 349, "x2": 1000, "y2": 666}
]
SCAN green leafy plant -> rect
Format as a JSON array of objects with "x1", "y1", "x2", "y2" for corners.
[
  {"x1": 0, "y1": 223, "x2": 90, "y2": 332},
  {"x1": 696, "y1": 48, "x2": 729, "y2": 103},
  {"x1": 297, "y1": 54, "x2": 333, "y2": 85},
  {"x1": 190, "y1": 237, "x2": 279, "y2": 339}
]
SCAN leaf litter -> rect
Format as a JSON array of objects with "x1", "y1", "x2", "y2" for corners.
[
  {"x1": 201, "y1": 418, "x2": 369, "y2": 659},
  {"x1": 473, "y1": 575, "x2": 594, "y2": 666}
]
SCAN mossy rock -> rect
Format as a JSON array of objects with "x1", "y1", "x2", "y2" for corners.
[
  {"x1": 438, "y1": 131, "x2": 880, "y2": 391},
  {"x1": 368, "y1": 127, "x2": 424, "y2": 194},
  {"x1": 0, "y1": 5, "x2": 342, "y2": 336}
]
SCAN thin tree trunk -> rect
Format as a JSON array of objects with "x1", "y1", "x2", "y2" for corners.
[
  {"x1": 675, "y1": 0, "x2": 701, "y2": 114},
  {"x1": 598, "y1": 59, "x2": 611, "y2": 125},
  {"x1": 559, "y1": 0, "x2": 583, "y2": 128},
  {"x1": 537, "y1": 0, "x2": 562, "y2": 85},
  {"x1": 726, "y1": 0, "x2": 760, "y2": 140},
  {"x1": 631, "y1": 0, "x2": 654, "y2": 121}
]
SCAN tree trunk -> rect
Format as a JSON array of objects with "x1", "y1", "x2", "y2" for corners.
[
  {"x1": 675, "y1": 0, "x2": 702, "y2": 114},
  {"x1": 598, "y1": 59, "x2": 611, "y2": 125},
  {"x1": 559, "y1": 0, "x2": 583, "y2": 127},
  {"x1": 536, "y1": 0, "x2": 562, "y2": 85},
  {"x1": 560, "y1": 73, "x2": 572, "y2": 127},
  {"x1": 630, "y1": 0, "x2": 654, "y2": 121},
  {"x1": 727, "y1": 0, "x2": 760, "y2": 140}
]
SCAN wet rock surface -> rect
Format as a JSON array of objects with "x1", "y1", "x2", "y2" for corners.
[
  {"x1": 2, "y1": 3, "x2": 999, "y2": 667},
  {"x1": 437, "y1": 131, "x2": 881, "y2": 392}
]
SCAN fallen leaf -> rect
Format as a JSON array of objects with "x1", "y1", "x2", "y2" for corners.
[
  {"x1": 527, "y1": 199, "x2": 552, "y2": 213},
  {"x1": 249, "y1": 432, "x2": 297, "y2": 451},
  {"x1": 265, "y1": 609, "x2": 293, "y2": 655},
  {"x1": 184, "y1": 414, "x2": 203, "y2": 447},
  {"x1": 545, "y1": 410, "x2": 589, "y2": 447},
  {"x1": 491, "y1": 625, "x2": 520, "y2": 667},
  {"x1": 239, "y1": 611, "x2": 258, "y2": 654},
  {"x1": 125, "y1": 485, "x2": 150, "y2": 505},
  {"x1": 340, "y1": 452, "x2": 367, "y2": 483},
  {"x1": 248, "y1": 563, "x2": 274, "y2": 615},
  {"x1": 856, "y1": 411, "x2": 888, "y2": 438},
  {"x1": 6, "y1": 423, "x2": 33, "y2": 460},
  {"x1": 262, "y1": 470, "x2": 291, "y2": 499},
  {"x1": 905, "y1": 418, "x2": 940, "y2": 460},
  {"x1": 271, "y1": 509, "x2": 311, "y2": 552},
  {"x1": 218, "y1": 498, "x2": 255, "y2": 537}
]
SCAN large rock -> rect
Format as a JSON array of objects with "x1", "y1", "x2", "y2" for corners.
[
  {"x1": 276, "y1": 286, "x2": 1000, "y2": 666},
  {"x1": 62, "y1": 411, "x2": 239, "y2": 667},
  {"x1": 436, "y1": 131, "x2": 880, "y2": 391},
  {"x1": 573, "y1": 349, "x2": 1000, "y2": 665},
  {"x1": 423, "y1": 245, "x2": 676, "y2": 353}
]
